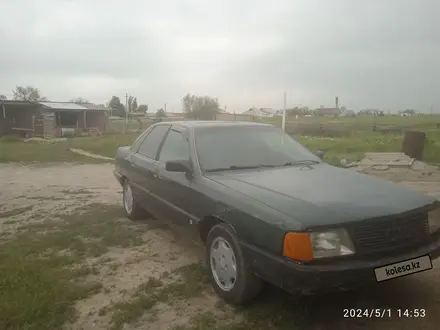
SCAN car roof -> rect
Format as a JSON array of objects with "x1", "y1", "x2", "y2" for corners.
[{"x1": 154, "y1": 120, "x2": 272, "y2": 129}]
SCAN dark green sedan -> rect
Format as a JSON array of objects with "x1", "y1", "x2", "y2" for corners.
[{"x1": 113, "y1": 121, "x2": 440, "y2": 305}]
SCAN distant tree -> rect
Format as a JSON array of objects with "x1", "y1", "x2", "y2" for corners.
[
  {"x1": 131, "y1": 98, "x2": 138, "y2": 112},
  {"x1": 71, "y1": 97, "x2": 89, "y2": 104},
  {"x1": 108, "y1": 96, "x2": 126, "y2": 117},
  {"x1": 183, "y1": 93, "x2": 220, "y2": 120},
  {"x1": 0, "y1": 94, "x2": 6, "y2": 100},
  {"x1": 183, "y1": 94, "x2": 195, "y2": 114},
  {"x1": 127, "y1": 95, "x2": 137, "y2": 112},
  {"x1": 286, "y1": 107, "x2": 303, "y2": 116},
  {"x1": 12, "y1": 85, "x2": 47, "y2": 101},
  {"x1": 156, "y1": 108, "x2": 166, "y2": 117},
  {"x1": 136, "y1": 104, "x2": 148, "y2": 113},
  {"x1": 301, "y1": 107, "x2": 311, "y2": 115}
]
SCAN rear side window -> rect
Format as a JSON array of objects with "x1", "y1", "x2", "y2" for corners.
[
  {"x1": 138, "y1": 125, "x2": 170, "y2": 159},
  {"x1": 130, "y1": 128, "x2": 151, "y2": 152}
]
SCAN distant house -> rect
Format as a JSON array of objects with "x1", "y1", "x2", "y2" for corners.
[
  {"x1": 242, "y1": 107, "x2": 281, "y2": 118},
  {"x1": 341, "y1": 110, "x2": 356, "y2": 117},
  {"x1": 358, "y1": 109, "x2": 378, "y2": 116},
  {"x1": 164, "y1": 112, "x2": 185, "y2": 120},
  {"x1": 313, "y1": 107, "x2": 340, "y2": 116},
  {"x1": 358, "y1": 109, "x2": 384, "y2": 116}
]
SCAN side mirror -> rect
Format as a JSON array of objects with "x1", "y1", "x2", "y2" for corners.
[
  {"x1": 314, "y1": 150, "x2": 325, "y2": 159},
  {"x1": 165, "y1": 160, "x2": 192, "y2": 173}
]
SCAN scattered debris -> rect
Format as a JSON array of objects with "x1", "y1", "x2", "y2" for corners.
[
  {"x1": 360, "y1": 152, "x2": 415, "y2": 167},
  {"x1": 340, "y1": 158, "x2": 358, "y2": 168},
  {"x1": 69, "y1": 148, "x2": 114, "y2": 161},
  {"x1": 24, "y1": 137, "x2": 67, "y2": 143},
  {"x1": 342, "y1": 152, "x2": 439, "y2": 181}
]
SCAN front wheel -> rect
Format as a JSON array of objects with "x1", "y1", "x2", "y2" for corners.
[
  {"x1": 206, "y1": 223, "x2": 262, "y2": 305},
  {"x1": 123, "y1": 180, "x2": 146, "y2": 220}
]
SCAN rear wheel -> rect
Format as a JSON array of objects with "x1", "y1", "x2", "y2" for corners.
[
  {"x1": 123, "y1": 180, "x2": 146, "y2": 220},
  {"x1": 206, "y1": 223, "x2": 262, "y2": 305}
]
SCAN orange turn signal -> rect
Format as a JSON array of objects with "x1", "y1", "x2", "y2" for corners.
[{"x1": 283, "y1": 232, "x2": 313, "y2": 261}]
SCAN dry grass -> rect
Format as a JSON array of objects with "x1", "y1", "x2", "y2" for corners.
[{"x1": 0, "y1": 203, "x2": 146, "y2": 330}]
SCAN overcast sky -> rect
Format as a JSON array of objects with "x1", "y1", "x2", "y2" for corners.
[{"x1": 0, "y1": 0, "x2": 439, "y2": 113}]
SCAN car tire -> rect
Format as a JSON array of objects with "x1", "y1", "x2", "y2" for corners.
[
  {"x1": 123, "y1": 180, "x2": 145, "y2": 220},
  {"x1": 206, "y1": 223, "x2": 262, "y2": 305}
]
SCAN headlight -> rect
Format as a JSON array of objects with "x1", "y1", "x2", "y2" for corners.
[
  {"x1": 428, "y1": 207, "x2": 440, "y2": 234},
  {"x1": 283, "y1": 229, "x2": 355, "y2": 261},
  {"x1": 310, "y1": 229, "x2": 355, "y2": 258}
]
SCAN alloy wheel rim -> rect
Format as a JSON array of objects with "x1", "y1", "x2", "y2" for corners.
[
  {"x1": 124, "y1": 183, "x2": 133, "y2": 214},
  {"x1": 210, "y1": 237, "x2": 237, "y2": 291}
]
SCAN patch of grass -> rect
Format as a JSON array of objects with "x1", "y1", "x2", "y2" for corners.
[
  {"x1": 110, "y1": 263, "x2": 209, "y2": 330},
  {"x1": 0, "y1": 135, "x2": 22, "y2": 142},
  {"x1": 0, "y1": 203, "x2": 146, "y2": 330},
  {"x1": 154, "y1": 263, "x2": 210, "y2": 303},
  {"x1": 172, "y1": 312, "x2": 218, "y2": 330},
  {"x1": 2, "y1": 219, "x2": 18, "y2": 225},
  {"x1": 0, "y1": 205, "x2": 34, "y2": 219},
  {"x1": 0, "y1": 251, "x2": 102, "y2": 330},
  {"x1": 175, "y1": 296, "x2": 306, "y2": 330},
  {"x1": 71, "y1": 264, "x2": 100, "y2": 277},
  {"x1": 110, "y1": 277, "x2": 163, "y2": 330},
  {"x1": 69, "y1": 134, "x2": 139, "y2": 158},
  {"x1": 24, "y1": 203, "x2": 145, "y2": 254},
  {"x1": 0, "y1": 139, "x2": 110, "y2": 163},
  {"x1": 111, "y1": 295, "x2": 158, "y2": 330}
]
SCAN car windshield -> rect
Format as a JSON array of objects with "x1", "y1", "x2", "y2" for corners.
[{"x1": 194, "y1": 125, "x2": 321, "y2": 172}]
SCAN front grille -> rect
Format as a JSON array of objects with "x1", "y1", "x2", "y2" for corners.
[{"x1": 350, "y1": 212, "x2": 429, "y2": 256}]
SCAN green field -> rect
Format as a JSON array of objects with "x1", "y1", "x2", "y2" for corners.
[{"x1": 1, "y1": 115, "x2": 440, "y2": 165}]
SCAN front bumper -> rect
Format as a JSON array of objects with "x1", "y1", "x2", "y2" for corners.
[{"x1": 241, "y1": 236, "x2": 440, "y2": 295}]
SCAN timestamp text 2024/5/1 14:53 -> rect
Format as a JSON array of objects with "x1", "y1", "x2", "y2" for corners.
[{"x1": 343, "y1": 309, "x2": 426, "y2": 318}]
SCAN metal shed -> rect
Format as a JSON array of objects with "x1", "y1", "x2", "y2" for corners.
[{"x1": 0, "y1": 100, "x2": 110, "y2": 138}]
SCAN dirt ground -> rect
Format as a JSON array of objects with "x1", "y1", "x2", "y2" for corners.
[{"x1": 1, "y1": 163, "x2": 440, "y2": 330}]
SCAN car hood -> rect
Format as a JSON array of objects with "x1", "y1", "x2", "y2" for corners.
[{"x1": 207, "y1": 164, "x2": 436, "y2": 228}]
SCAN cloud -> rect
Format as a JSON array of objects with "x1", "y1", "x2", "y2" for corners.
[{"x1": 0, "y1": 0, "x2": 439, "y2": 111}]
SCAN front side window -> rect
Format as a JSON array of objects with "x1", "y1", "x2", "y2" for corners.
[
  {"x1": 158, "y1": 129, "x2": 190, "y2": 163},
  {"x1": 137, "y1": 125, "x2": 170, "y2": 159},
  {"x1": 194, "y1": 126, "x2": 320, "y2": 171}
]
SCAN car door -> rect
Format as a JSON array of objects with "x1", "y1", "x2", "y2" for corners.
[
  {"x1": 150, "y1": 126, "x2": 198, "y2": 235},
  {"x1": 129, "y1": 125, "x2": 171, "y2": 211}
]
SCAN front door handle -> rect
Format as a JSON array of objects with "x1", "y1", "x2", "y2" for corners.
[{"x1": 152, "y1": 170, "x2": 162, "y2": 179}]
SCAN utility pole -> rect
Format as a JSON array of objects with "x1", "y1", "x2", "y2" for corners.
[
  {"x1": 124, "y1": 93, "x2": 128, "y2": 134},
  {"x1": 282, "y1": 91, "x2": 287, "y2": 132}
]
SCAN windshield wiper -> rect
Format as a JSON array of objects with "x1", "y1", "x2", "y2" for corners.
[
  {"x1": 282, "y1": 160, "x2": 321, "y2": 166},
  {"x1": 205, "y1": 164, "x2": 276, "y2": 172}
]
